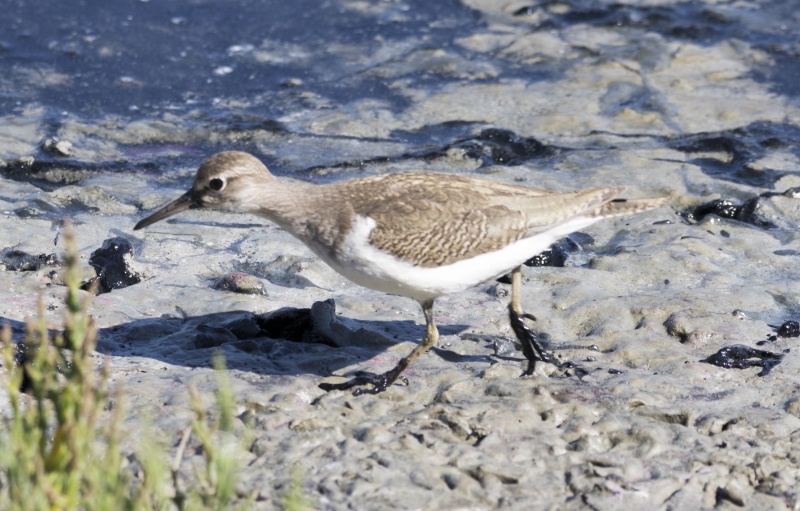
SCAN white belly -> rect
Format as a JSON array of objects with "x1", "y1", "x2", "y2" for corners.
[{"x1": 304, "y1": 214, "x2": 601, "y2": 303}]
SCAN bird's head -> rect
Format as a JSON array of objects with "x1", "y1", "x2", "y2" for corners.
[{"x1": 133, "y1": 151, "x2": 273, "y2": 230}]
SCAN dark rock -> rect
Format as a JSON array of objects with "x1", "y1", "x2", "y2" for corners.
[
  {"x1": 120, "y1": 318, "x2": 182, "y2": 343},
  {"x1": 232, "y1": 340, "x2": 260, "y2": 353},
  {"x1": 256, "y1": 299, "x2": 392, "y2": 348},
  {"x1": 219, "y1": 313, "x2": 262, "y2": 339},
  {"x1": 85, "y1": 237, "x2": 141, "y2": 294},
  {"x1": 194, "y1": 324, "x2": 238, "y2": 349},
  {"x1": 257, "y1": 307, "x2": 314, "y2": 343}
]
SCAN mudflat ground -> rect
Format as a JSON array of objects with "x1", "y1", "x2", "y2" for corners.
[{"x1": 3, "y1": 0, "x2": 800, "y2": 509}]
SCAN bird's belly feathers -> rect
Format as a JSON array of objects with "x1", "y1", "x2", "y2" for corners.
[{"x1": 302, "y1": 214, "x2": 601, "y2": 303}]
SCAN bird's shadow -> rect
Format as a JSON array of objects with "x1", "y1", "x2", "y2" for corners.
[{"x1": 0, "y1": 299, "x2": 477, "y2": 379}]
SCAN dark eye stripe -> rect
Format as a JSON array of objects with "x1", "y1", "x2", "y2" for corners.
[{"x1": 209, "y1": 178, "x2": 224, "y2": 191}]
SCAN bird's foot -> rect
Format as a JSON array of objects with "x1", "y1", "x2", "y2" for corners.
[
  {"x1": 319, "y1": 369, "x2": 409, "y2": 396},
  {"x1": 508, "y1": 304, "x2": 555, "y2": 376}
]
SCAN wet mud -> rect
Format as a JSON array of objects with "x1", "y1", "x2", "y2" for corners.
[{"x1": 3, "y1": 0, "x2": 800, "y2": 509}]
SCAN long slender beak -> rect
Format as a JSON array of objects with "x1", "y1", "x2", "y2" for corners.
[{"x1": 133, "y1": 191, "x2": 200, "y2": 230}]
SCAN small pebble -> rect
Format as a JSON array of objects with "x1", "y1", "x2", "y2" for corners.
[
  {"x1": 214, "y1": 272, "x2": 266, "y2": 295},
  {"x1": 41, "y1": 137, "x2": 73, "y2": 156},
  {"x1": 493, "y1": 337, "x2": 518, "y2": 356},
  {"x1": 783, "y1": 187, "x2": 800, "y2": 199},
  {"x1": 281, "y1": 77, "x2": 303, "y2": 88},
  {"x1": 777, "y1": 321, "x2": 799, "y2": 338}
]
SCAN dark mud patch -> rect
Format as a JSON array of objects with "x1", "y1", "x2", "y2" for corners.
[
  {"x1": 0, "y1": 249, "x2": 61, "y2": 271},
  {"x1": 760, "y1": 321, "x2": 800, "y2": 345},
  {"x1": 667, "y1": 122, "x2": 800, "y2": 188},
  {"x1": 0, "y1": 154, "x2": 195, "y2": 190},
  {"x1": 683, "y1": 197, "x2": 776, "y2": 229},
  {"x1": 303, "y1": 127, "x2": 563, "y2": 179},
  {"x1": 496, "y1": 238, "x2": 577, "y2": 284},
  {"x1": 435, "y1": 128, "x2": 560, "y2": 166},
  {"x1": 513, "y1": 2, "x2": 738, "y2": 46},
  {"x1": 752, "y1": 46, "x2": 800, "y2": 99},
  {"x1": 700, "y1": 344, "x2": 783, "y2": 376}
]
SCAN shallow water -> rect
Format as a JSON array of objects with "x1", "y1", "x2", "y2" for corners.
[{"x1": 3, "y1": 0, "x2": 800, "y2": 509}]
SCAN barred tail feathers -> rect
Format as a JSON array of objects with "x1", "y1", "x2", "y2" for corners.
[{"x1": 592, "y1": 196, "x2": 668, "y2": 218}]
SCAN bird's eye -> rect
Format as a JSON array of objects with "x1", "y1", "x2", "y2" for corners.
[{"x1": 209, "y1": 178, "x2": 225, "y2": 191}]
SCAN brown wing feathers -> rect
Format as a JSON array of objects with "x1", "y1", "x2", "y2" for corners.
[{"x1": 334, "y1": 172, "x2": 659, "y2": 267}]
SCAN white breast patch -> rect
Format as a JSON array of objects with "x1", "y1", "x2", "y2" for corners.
[{"x1": 305, "y1": 214, "x2": 601, "y2": 303}]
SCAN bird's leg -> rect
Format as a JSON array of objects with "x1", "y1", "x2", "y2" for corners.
[
  {"x1": 511, "y1": 264, "x2": 522, "y2": 315},
  {"x1": 508, "y1": 265, "x2": 554, "y2": 375},
  {"x1": 319, "y1": 299, "x2": 439, "y2": 395}
]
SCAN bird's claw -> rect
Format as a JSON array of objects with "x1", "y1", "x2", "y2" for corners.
[
  {"x1": 319, "y1": 370, "x2": 408, "y2": 395},
  {"x1": 508, "y1": 304, "x2": 555, "y2": 375}
]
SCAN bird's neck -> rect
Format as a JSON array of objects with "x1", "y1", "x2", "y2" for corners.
[{"x1": 240, "y1": 178, "x2": 329, "y2": 231}]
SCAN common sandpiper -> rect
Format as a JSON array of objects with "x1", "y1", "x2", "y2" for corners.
[{"x1": 134, "y1": 151, "x2": 667, "y2": 394}]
